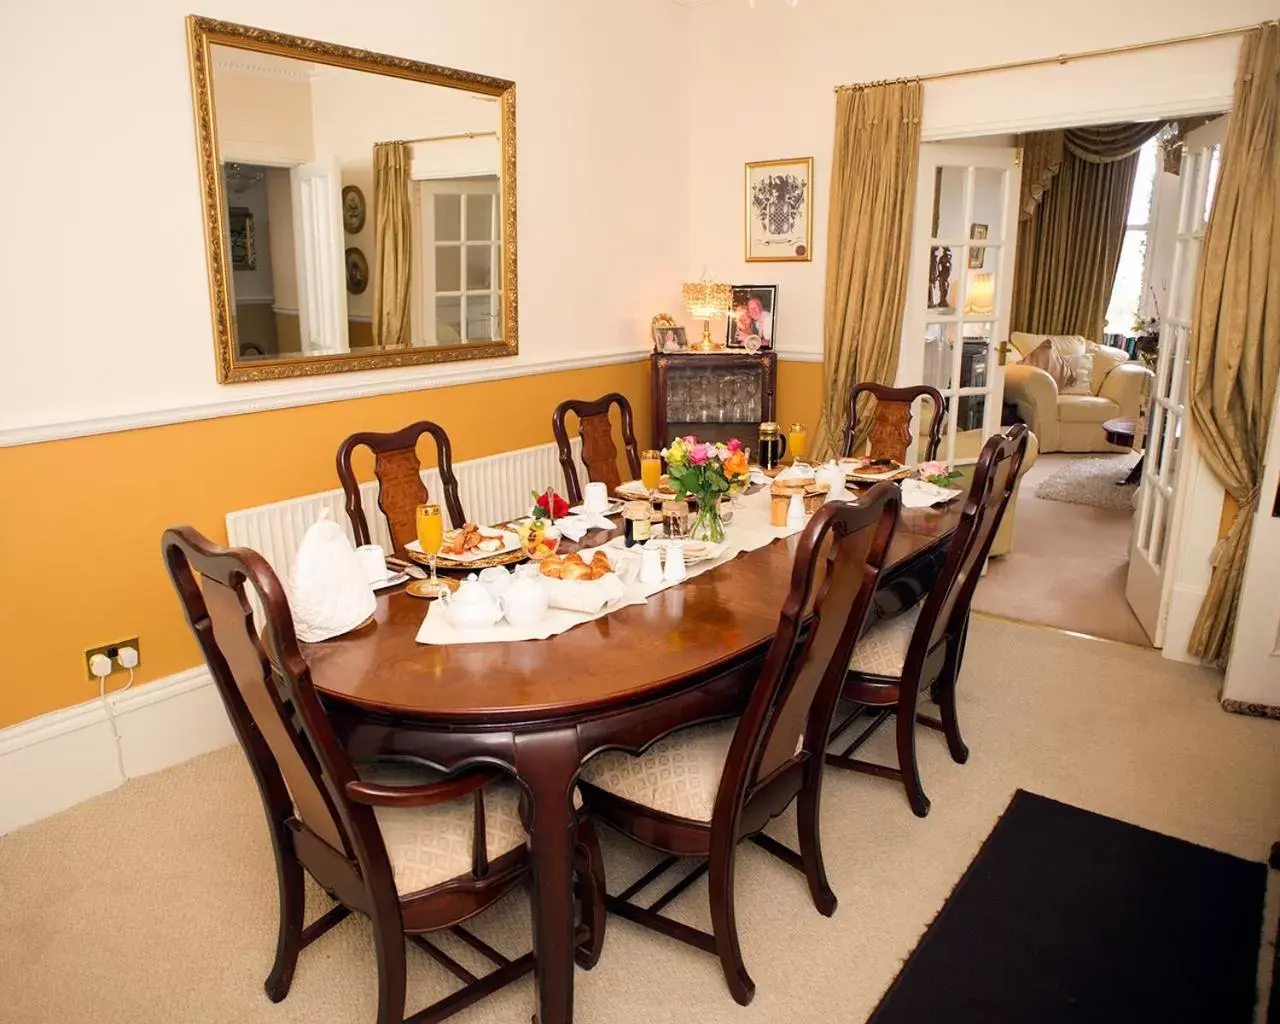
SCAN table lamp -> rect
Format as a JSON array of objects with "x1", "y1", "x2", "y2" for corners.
[
  {"x1": 964, "y1": 273, "x2": 995, "y2": 316},
  {"x1": 681, "y1": 270, "x2": 732, "y2": 352}
]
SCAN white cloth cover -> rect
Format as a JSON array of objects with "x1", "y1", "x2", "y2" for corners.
[
  {"x1": 554, "y1": 513, "x2": 614, "y2": 542},
  {"x1": 848, "y1": 604, "x2": 922, "y2": 677},
  {"x1": 579, "y1": 719, "x2": 803, "y2": 822},
  {"x1": 359, "y1": 762, "x2": 527, "y2": 897},
  {"x1": 288, "y1": 510, "x2": 377, "y2": 642}
]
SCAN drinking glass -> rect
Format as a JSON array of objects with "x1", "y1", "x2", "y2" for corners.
[
  {"x1": 641, "y1": 450, "x2": 663, "y2": 492},
  {"x1": 415, "y1": 503, "x2": 447, "y2": 595},
  {"x1": 662, "y1": 500, "x2": 689, "y2": 539}
]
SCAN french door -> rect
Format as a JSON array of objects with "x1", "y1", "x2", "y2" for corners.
[
  {"x1": 1125, "y1": 120, "x2": 1226, "y2": 644},
  {"x1": 898, "y1": 144, "x2": 1022, "y2": 464}
]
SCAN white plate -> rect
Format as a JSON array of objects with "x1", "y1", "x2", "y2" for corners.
[
  {"x1": 407, "y1": 527, "x2": 520, "y2": 563},
  {"x1": 648, "y1": 539, "x2": 724, "y2": 564},
  {"x1": 569, "y1": 499, "x2": 625, "y2": 517},
  {"x1": 616, "y1": 480, "x2": 651, "y2": 499},
  {"x1": 371, "y1": 572, "x2": 410, "y2": 591}
]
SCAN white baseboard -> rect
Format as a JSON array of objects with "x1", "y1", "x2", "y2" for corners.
[
  {"x1": 1161, "y1": 581, "x2": 1212, "y2": 666},
  {"x1": 0, "y1": 666, "x2": 232, "y2": 836}
]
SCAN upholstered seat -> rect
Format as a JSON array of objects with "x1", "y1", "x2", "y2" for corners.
[
  {"x1": 848, "y1": 605, "x2": 921, "y2": 677},
  {"x1": 581, "y1": 719, "x2": 806, "y2": 823},
  {"x1": 361, "y1": 764, "x2": 527, "y2": 896}
]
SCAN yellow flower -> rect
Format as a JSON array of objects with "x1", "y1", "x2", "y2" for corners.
[{"x1": 666, "y1": 438, "x2": 687, "y2": 465}]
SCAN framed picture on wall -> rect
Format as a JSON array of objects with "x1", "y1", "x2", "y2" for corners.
[
  {"x1": 228, "y1": 207, "x2": 256, "y2": 271},
  {"x1": 744, "y1": 158, "x2": 813, "y2": 262},
  {"x1": 725, "y1": 285, "x2": 777, "y2": 349},
  {"x1": 968, "y1": 223, "x2": 988, "y2": 269}
]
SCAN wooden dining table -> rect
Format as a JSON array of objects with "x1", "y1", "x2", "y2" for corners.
[{"x1": 306, "y1": 497, "x2": 963, "y2": 1024}]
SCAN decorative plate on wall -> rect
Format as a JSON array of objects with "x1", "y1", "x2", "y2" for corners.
[
  {"x1": 345, "y1": 247, "x2": 369, "y2": 294},
  {"x1": 342, "y1": 185, "x2": 366, "y2": 233}
]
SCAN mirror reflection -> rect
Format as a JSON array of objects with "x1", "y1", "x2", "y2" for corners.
[{"x1": 191, "y1": 20, "x2": 517, "y2": 382}]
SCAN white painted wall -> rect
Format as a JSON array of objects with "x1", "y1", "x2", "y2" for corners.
[
  {"x1": 0, "y1": 0, "x2": 692, "y2": 435},
  {"x1": 684, "y1": 0, "x2": 1269, "y2": 357}
]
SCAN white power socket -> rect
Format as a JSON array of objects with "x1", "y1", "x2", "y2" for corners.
[
  {"x1": 117, "y1": 646, "x2": 139, "y2": 670},
  {"x1": 89, "y1": 653, "x2": 113, "y2": 679}
]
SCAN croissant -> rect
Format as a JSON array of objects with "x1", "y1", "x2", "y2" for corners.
[{"x1": 539, "y1": 555, "x2": 566, "y2": 579}]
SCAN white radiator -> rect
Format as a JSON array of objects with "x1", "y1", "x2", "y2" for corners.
[{"x1": 226, "y1": 438, "x2": 583, "y2": 589}]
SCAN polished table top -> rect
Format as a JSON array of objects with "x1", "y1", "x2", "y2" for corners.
[{"x1": 305, "y1": 500, "x2": 963, "y2": 723}]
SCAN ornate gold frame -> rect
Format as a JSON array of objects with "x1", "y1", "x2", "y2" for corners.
[
  {"x1": 743, "y1": 156, "x2": 814, "y2": 263},
  {"x1": 186, "y1": 15, "x2": 518, "y2": 383}
]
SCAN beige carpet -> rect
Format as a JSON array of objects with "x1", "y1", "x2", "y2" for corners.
[
  {"x1": 975, "y1": 452, "x2": 1152, "y2": 646},
  {"x1": 3, "y1": 616, "x2": 1278, "y2": 1024}
]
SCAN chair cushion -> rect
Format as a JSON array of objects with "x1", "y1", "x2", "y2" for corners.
[
  {"x1": 1057, "y1": 394, "x2": 1120, "y2": 423},
  {"x1": 579, "y1": 720, "x2": 803, "y2": 822},
  {"x1": 1087, "y1": 343, "x2": 1129, "y2": 393},
  {"x1": 359, "y1": 763, "x2": 527, "y2": 897},
  {"x1": 848, "y1": 604, "x2": 922, "y2": 678}
]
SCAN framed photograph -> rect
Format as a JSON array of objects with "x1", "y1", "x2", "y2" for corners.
[
  {"x1": 345, "y1": 247, "x2": 369, "y2": 294},
  {"x1": 744, "y1": 158, "x2": 813, "y2": 262},
  {"x1": 725, "y1": 285, "x2": 777, "y2": 349},
  {"x1": 651, "y1": 313, "x2": 677, "y2": 351},
  {"x1": 968, "y1": 223, "x2": 988, "y2": 269},
  {"x1": 342, "y1": 185, "x2": 367, "y2": 233},
  {"x1": 227, "y1": 207, "x2": 256, "y2": 271},
  {"x1": 655, "y1": 326, "x2": 687, "y2": 353}
]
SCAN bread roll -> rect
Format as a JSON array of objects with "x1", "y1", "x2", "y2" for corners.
[{"x1": 561, "y1": 561, "x2": 591, "y2": 580}]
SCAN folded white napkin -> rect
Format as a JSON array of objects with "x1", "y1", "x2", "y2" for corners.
[
  {"x1": 749, "y1": 467, "x2": 770, "y2": 486},
  {"x1": 553, "y1": 513, "x2": 614, "y2": 542},
  {"x1": 775, "y1": 462, "x2": 816, "y2": 481},
  {"x1": 900, "y1": 478, "x2": 963, "y2": 509},
  {"x1": 542, "y1": 573, "x2": 626, "y2": 613}
]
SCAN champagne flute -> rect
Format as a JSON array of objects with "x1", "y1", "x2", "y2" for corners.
[{"x1": 415, "y1": 503, "x2": 445, "y2": 595}]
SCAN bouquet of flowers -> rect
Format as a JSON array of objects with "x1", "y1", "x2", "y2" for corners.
[
  {"x1": 917, "y1": 460, "x2": 963, "y2": 488},
  {"x1": 663, "y1": 437, "x2": 751, "y2": 542}
]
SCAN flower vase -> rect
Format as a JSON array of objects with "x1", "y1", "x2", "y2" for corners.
[{"x1": 690, "y1": 496, "x2": 726, "y2": 544}]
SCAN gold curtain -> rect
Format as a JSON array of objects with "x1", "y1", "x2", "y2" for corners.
[
  {"x1": 814, "y1": 81, "x2": 923, "y2": 460},
  {"x1": 372, "y1": 141, "x2": 412, "y2": 349},
  {"x1": 1187, "y1": 23, "x2": 1280, "y2": 665}
]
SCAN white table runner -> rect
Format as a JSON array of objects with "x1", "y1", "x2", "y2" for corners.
[{"x1": 416, "y1": 490, "x2": 801, "y2": 645}]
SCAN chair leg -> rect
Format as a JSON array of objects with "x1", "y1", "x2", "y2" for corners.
[
  {"x1": 934, "y1": 672, "x2": 969, "y2": 765},
  {"x1": 895, "y1": 706, "x2": 931, "y2": 818},
  {"x1": 797, "y1": 759, "x2": 837, "y2": 917},
  {"x1": 574, "y1": 818, "x2": 607, "y2": 970},
  {"x1": 264, "y1": 831, "x2": 304, "y2": 1002},
  {"x1": 708, "y1": 840, "x2": 755, "y2": 1006},
  {"x1": 371, "y1": 914, "x2": 407, "y2": 1024}
]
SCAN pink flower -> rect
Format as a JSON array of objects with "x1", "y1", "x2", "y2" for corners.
[
  {"x1": 726, "y1": 438, "x2": 743, "y2": 453},
  {"x1": 688, "y1": 443, "x2": 710, "y2": 465},
  {"x1": 716, "y1": 445, "x2": 732, "y2": 461},
  {"x1": 918, "y1": 460, "x2": 949, "y2": 478}
]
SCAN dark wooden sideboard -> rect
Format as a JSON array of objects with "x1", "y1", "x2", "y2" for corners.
[{"x1": 651, "y1": 351, "x2": 777, "y2": 449}]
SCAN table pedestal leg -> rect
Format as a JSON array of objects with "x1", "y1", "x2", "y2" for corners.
[
  {"x1": 1121, "y1": 453, "x2": 1144, "y2": 486},
  {"x1": 515, "y1": 729, "x2": 580, "y2": 1024}
]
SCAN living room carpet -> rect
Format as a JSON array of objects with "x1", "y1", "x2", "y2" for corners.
[
  {"x1": 868, "y1": 790, "x2": 1268, "y2": 1024},
  {"x1": 1035, "y1": 453, "x2": 1141, "y2": 511}
]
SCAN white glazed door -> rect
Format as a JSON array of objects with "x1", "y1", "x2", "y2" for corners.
[
  {"x1": 290, "y1": 158, "x2": 350, "y2": 354},
  {"x1": 1125, "y1": 124, "x2": 1225, "y2": 644},
  {"x1": 898, "y1": 144, "x2": 1022, "y2": 465}
]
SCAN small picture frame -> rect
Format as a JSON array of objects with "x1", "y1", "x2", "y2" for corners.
[
  {"x1": 655, "y1": 326, "x2": 687, "y2": 353},
  {"x1": 345, "y1": 247, "x2": 369, "y2": 294},
  {"x1": 228, "y1": 207, "x2": 256, "y2": 271},
  {"x1": 725, "y1": 285, "x2": 777, "y2": 349},
  {"x1": 968, "y1": 223, "x2": 988, "y2": 269},
  {"x1": 745, "y1": 158, "x2": 813, "y2": 262},
  {"x1": 342, "y1": 185, "x2": 367, "y2": 233}
]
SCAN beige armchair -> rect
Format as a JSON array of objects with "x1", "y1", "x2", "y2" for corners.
[
  {"x1": 952, "y1": 429, "x2": 1038, "y2": 558},
  {"x1": 1003, "y1": 333, "x2": 1153, "y2": 453}
]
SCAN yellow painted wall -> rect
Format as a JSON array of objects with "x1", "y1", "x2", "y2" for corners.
[
  {"x1": 776, "y1": 359, "x2": 825, "y2": 448},
  {"x1": 0, "y1": 360, "x2": 652, "y2": 728}
]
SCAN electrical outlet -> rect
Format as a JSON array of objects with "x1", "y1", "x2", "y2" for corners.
[{"x1": 84, "y1": 637, "x2": 140, "y2": 681}]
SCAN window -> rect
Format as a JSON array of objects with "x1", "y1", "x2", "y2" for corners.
[
  {"x1": 1104, "y1": 138, "x2": 1160, "y2": 336},
  {"x1": 412, "y1": 177, "x2": 502, "y2": 347}
]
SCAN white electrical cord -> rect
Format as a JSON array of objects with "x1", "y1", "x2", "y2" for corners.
[{"x1": 96, "y1": 654, "x2": 136, "y2": 782}]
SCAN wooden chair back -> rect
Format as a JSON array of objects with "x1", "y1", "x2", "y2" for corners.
[
  {"x1": 716, "y1": 485, "x2": 900, "y2": 822},
  {"x1": 163, "y1": 526, "x2": 376, "y2": 866},
  {"x1": 551, "y1": 393, "x2": 641, "y2": 505},
  {"x1": 336, "y1": 421, "x2": 465, "y2": 554},
  {"x1": 843, "y1": 383, "x2": 945, "y2": 463},
  {"x1": 909, "y1": 424, "x2": 1029, "y2": 668}
]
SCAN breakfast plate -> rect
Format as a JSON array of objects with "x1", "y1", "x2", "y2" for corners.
[{"x1": 406, "y1": 527, "x2": 521, "y2": 566}]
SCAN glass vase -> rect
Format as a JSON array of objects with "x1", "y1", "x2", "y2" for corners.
[{"x1": 690, "y1": 496, "x2": 726, "y2": 544}]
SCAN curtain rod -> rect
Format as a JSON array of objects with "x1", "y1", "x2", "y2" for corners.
[
  {"x1": 399, "y1": 130, "x2": 498, "y2": 145},
  {"x1": 835, "y1": 20, "x2": 1274, "y2": 92}
]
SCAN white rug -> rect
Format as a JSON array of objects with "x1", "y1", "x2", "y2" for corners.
[{"x1": 1034, "y1": 454, "x2": 1141, "y2": 511}]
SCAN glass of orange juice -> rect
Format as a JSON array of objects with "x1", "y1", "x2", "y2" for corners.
[
  {"x1": 415, "y1": 503, "x2": 446, "y2": 595},
  {"x1": 787, "y1": 422, "x2": 809, "y2": 463},
  {"x1": 641, "y1": 450, "x2": 663, "y2": 493}
]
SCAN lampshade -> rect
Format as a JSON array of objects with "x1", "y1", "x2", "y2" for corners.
[
  {"x1": 964, "y1": 273, "x2": 995, "y2": 316},
  {"x1": 682, "y1": 279, "x2": 732, "y2": 320}
]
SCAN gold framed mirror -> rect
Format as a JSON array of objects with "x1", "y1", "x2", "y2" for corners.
[{"x1": 186, "y1": 16, "x2": 517, "y2": 383}]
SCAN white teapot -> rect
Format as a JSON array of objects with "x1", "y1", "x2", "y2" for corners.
[
  {"x1": 500, "y1": 574, "x2": 549, "y2": 628},
  {"x1": 441, "y1": 574, "x2": 503, "y2": 630},
  {"x1": 815, "y1": 460, "x2": 852, "y2": 501}
]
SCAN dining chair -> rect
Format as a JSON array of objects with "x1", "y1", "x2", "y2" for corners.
[
  {"x1": 336, "y1": 421, "x2": 466, "y2": 555},
  {"x1": 577, "y1": 485, "x2": 901, "y2": 1006},
  {"x1": 843, "y1": 382, "x2": 945, "y2": 463},
  {"x1": 826, "y1": 423, "x2": 1030, "y2": 818},
  {"x1": 551, "y1": 393, "x2": 641, "y2": 506},
  {"x1": 162, "y1": 526, "x2": 606, "y2": 1024}
]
